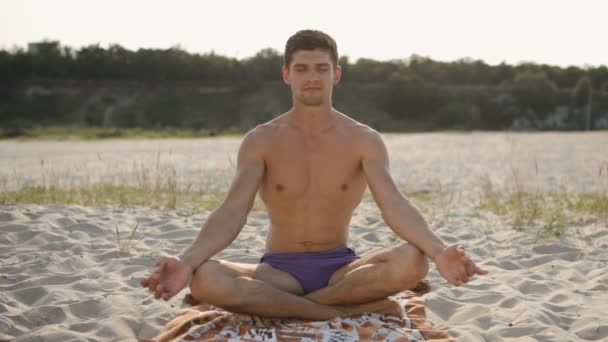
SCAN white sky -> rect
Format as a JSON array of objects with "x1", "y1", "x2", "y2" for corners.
[{"x1": 1, "y1": 0, "x2": 606, "y2": 67}]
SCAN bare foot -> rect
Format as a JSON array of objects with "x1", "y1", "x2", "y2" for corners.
[{"x1": 339, "y1": 298, "x2": 403, "y2": 317}]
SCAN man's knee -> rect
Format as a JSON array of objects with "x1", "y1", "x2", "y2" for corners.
[
  {"x1": 190, "y1": 260, "x2": 262, "y2": 308},
  {"x1": 189, "y1": 260, "x2": 236, "y2": 306},
  {"x1": 189, "y1": 260, "x2": 216, "y2": 296},
  {"x1": 387, "y1": 244, "x2": 428, "y2": 289}
]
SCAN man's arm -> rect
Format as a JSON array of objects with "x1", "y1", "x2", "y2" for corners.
[
  {"x1": 360, "y1": 127, "x2": 488, "y2": 286},
  {"x1": 178, "y1": 127, "x2": 266, "y2": 272},
  {"x1": 359, "y1": 128, "x2": 446, "y2": 260}
]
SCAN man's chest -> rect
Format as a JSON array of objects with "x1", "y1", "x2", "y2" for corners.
[{"x1": 261, "y1": 137, "x2": 365, "y2": 199}]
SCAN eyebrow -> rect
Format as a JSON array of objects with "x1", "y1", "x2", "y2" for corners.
[{"x1": 293, "y1": 63, "x2": 331, "y2": 68}]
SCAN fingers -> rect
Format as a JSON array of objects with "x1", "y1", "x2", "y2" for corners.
[
  {"x1": 140, "y1": 257, "x2": 168, "y2": 293},
  {"x1": 158, "y1": 283, "x2": 175, "y2": 301},
  {"x1": 151, "y1": 257, "x2": 169, "y2": 288},
  {"x1": 449, "y1": 266, "x2": 466, "y2": 286},
  {"x1": 465, "y1": 258, "x2": 477, "y2": 277},
  {"x1": 465, "y1": 255, "x2": 489, "y2": 276},
  {"x1": 458, "y1": 266, "x2": 469, "y2": 284},
  {"x1": 143, "y1": 274, "x2": 171, "y2": 301},
  {"x1": 140, "y1": 257, "x2": 183, "y2": 302},
  {"x1": 154, "y1": 283, "x2": 173, "y2": 301},
  {"x1": 155, "y1": 258, "x2": 167, "y2": 270},
  {"x1": 460, "y1": 247, "x2": 489, "y2": 277},
  {"x1": 475, "y1": 264, "x2": 490, "y2": 275},
  {"x1": 439, "y1": 246, "x2": 490, "y2": 287},
  {"x1": 450, "y1": 261, "x2": 481, "y2": 286},
  {"x1": 141, "y1": 271, "x2": 157, "y2": 289},
  {"x1": 456, "y1": 244, "x2": 466, "y2": 256},
  {"x1": 140, "y1": 271, "x2": 159, "y2": 291},
  {"x1": 147, "y1": 274, "x2": 158, "y2": 294},
  {"x1": 155, "y1": 284, "x2": 165, "y2": 299}
]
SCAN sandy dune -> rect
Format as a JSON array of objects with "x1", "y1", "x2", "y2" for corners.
[{"x1": 1, "y1": 132, "x2": 607, "y2": 341}]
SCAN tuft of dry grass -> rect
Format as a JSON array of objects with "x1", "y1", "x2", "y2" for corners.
[
  {"x1": 477, "y1": 160, "x2": 608, "y2": 237},
  {"x1": 0, "y1": 182, "x2": 239, "y2": 213},
  {"x1": 0, "y1": 145, "x2": 250, "y2": 213},
  {"x1": 115, "y1": 222, "x2": 141, "y2": 256}
]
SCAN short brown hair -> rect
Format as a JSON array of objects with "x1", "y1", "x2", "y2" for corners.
[{"x1": 284, "y1": 30, "x2": 338, "y2": 69}]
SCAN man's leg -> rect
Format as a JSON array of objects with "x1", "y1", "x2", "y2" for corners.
[
  {"x1": 305, "y1": 243, "x2": 429, "y2": 305},
  {"x1": 189, "y1": 259, "x2": 401, "y2": 320}
]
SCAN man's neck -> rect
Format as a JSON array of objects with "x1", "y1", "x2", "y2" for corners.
[{"x1": 288, "y1": 104, "x2": 336, "y2": 136}]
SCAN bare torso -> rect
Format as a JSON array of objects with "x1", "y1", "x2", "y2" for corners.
[{"x1": 258, "y1": 112, "x2": 368, "y2": 252}]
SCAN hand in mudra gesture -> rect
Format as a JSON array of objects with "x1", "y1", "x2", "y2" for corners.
[
  {"x1": 434, "y1": 244, "x2": 488, "y2": 286},
  {"x1": 140, "y1": 256, "x2": 192, "y2": 301}
]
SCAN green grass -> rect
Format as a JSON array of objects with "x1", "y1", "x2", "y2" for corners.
[
  {"x1": 405, "y1": 190, "x2": 440, "y2": 203},
  {"x1": 0, "y1": 125, "x2": 244, "y2": 141},
  {"x1": 1, "y1": 183, "x2": 218, "y2": 210},
  {"x1": 2, "y1": 179, "x2": 605, "y2": 238},
  {"x1": 2, "y1": 149, "x2": 605, "y2": 240},
  {"x1": 0, "y1": 143, "x2": 266, "y2": 213},
  {"x1": 0, "y1": 182, "x2": 267, "y2": 213},
  {"x1": 478, "y1": 188, "x2": 607, "y2": 237},
  {"x1": 476, "y1": 158, "x2": 608, "y2": 237}
]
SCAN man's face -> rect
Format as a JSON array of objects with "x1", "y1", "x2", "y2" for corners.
[{"x1": 282, "y1": 49, "x2": 342, "y2": 107}]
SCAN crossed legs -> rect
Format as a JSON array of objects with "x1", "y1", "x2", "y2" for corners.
[{"x1": 188, "y1": 243, "x2": 428, "y2": 320}]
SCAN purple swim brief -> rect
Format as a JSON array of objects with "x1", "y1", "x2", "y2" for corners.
[{"x1": 260, "y1": 246, "x2": 360, "y2": 294}]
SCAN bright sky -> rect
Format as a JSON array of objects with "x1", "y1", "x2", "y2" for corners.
[{"x1": 1, "y1": 0, "x2": 606, "y2": 67}]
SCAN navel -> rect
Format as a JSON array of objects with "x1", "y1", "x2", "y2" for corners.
[
  {"x1": 341, "y1": 184, "x2": 348, "y2": 191},
  {"x1": 276, "y1": 184, "x2": 284, "y2": 191}
]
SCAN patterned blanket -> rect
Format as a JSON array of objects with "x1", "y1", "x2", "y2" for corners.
[{"x1": 144, "y1": 288, "x2": 456, "y2": 342}]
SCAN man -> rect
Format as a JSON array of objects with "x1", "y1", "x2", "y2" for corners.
[{"x1": 141, "y1": 30, "x2": 488, "y2": 320}]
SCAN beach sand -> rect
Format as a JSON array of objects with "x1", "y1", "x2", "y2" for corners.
[{"x1": 1, "y1": 132, "x2": 607, "y2": 341}]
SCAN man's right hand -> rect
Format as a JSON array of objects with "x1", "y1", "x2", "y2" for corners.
[{"x1": 140, "y1": 256, "x2": 192, "y2": 301}]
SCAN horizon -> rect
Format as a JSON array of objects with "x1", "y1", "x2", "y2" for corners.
[
  {"x1": 1, "y1": 0, "x2": 607, "y2": 68},
  {"x1": 3, "y1": 39, "x2": 606, "y2": 70}
]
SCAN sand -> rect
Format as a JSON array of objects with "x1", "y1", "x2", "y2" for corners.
[{"x1": 1, "y1": 132, "x2": 607, "y2": 341}]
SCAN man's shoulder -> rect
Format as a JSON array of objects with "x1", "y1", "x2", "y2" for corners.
[
  {"x1": 250, "y1": 113, "x2": 291, "y2": 135},
  {"x1": 335, "y1": 114, "x2": 382, "y2": 145},
  {"x1": 243, "y1": 111, "x2": 384, "y2": 144},
  {"x1": 239, "y1": 119, "x2": 286, "y2": 152},
  {"x1": 245, "y1": 121, "x2": 283, "y2": 141}
]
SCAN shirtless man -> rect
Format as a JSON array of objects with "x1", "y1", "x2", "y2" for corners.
[{"x1": 141, "y1": 29, "x2": 488, "y2": 320}]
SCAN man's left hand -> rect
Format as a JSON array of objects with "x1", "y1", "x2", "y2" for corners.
[{"x1": 433, "y1": 244, "x2": 489, "y2": 286}]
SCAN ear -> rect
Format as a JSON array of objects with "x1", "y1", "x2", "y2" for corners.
[
  {"x1": 333, "y1": 65, "x2": 342, "y2": 86},
  {"x1": 282, "y1": 66, "x2": 290, "y2": 85}
]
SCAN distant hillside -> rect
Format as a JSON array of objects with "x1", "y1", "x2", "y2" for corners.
[
  {"x1": 2, "y1": 79, "x2": 607, "y2": 132},
  {"x1": 2, "y1": 43, "x2": 608, "y2": 131}
]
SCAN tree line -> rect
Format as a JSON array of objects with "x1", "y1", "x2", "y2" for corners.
[{"x1": 1, "y1": 41, "x2": 607, "y2": 131}]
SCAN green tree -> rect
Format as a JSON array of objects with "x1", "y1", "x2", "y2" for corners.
[
  {"x1": 243, "y1": 48, "x2": 283, "y2": 82},
  {"x1": 435, "y1": 102, "x2": 482, "y2": 129},
  {"x1": 573, "y1": 76, "x2": 593, "y2": 130},
  {"x1": 572, "y1": 76, "x2": 592, "y2": 106},
  {"x1": 384, "y1": 72, "x2": 439, "y2": 123},
  {"x1": 510, "y1": 71, "x2": 558, "y2": 121}
]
